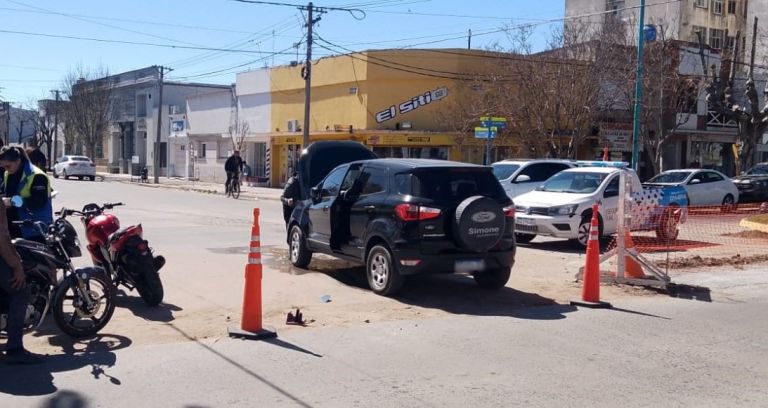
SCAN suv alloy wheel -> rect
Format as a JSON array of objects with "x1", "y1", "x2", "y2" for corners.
[
  {"x1": 366, "y1": 245, "x2": 403, "y2": 296},
  {"x1": 289, "y1": 225, "x2": 312, "y2": 268}
]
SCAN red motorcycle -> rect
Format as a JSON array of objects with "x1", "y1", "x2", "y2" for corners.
[{"x1": 80, "y1": 202, "x2": 166, "y2": 306}]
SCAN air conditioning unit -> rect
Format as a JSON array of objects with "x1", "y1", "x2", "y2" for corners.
[{"x1": 287, "y1": 119, "x2": 300, "y2": 132}]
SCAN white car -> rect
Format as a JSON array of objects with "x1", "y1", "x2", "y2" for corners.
[
  {"x1": 514, "y1": 163, "x2": 689, "y2": 247},
  {"x1": 53, "y1": 155, "x2": 97, "y2": 180},
  {"x1": 492, "y1": 159, "x2": 575, "y2": 200},
  {"x1": 644, "y1": 169, "x2": 739, "y2": 208}
]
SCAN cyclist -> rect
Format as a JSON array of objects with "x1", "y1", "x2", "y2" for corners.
[{"x1": 224, "y1": 150, "x2": 243, "y2": 193}]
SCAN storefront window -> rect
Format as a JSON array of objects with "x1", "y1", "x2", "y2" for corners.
[{"x1": 690, "y1": 141, "x2": 735, "y2": 176}]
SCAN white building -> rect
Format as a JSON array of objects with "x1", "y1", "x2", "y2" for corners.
[{"x1": 566, "y1": 0, "x2": 748, "y2": 54}]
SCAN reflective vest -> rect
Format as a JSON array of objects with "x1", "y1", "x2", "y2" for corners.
[{"x1": 4, "y1": 163, "x2": 53, "y2": 239}]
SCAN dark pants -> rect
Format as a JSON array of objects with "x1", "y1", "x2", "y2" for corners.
[
  {"x1": 225, "y1": 172, "x2": 238, "y2": 191},
  {"x1": 0, "y1": 267, "x2": 29, "y2": 352}
]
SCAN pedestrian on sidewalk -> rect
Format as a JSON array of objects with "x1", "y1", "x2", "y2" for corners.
[{"x1": 0, "y1": 195, "x2": 43, "y2": 365}]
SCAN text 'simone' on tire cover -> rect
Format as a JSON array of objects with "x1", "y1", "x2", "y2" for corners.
[{"x1": 454, "y1": 196, "x2": 505, "y2": 252}]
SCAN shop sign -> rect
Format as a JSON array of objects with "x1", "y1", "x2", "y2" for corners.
[
  {"x1": 601, "y1": 126, "x2": 632, "y2": 151},
  {"x1": 367, "y1": 135, "x2": 448, "y2": 146},
  {"x1": 375, "y1": 87, "x2": 449, "y2": 123}
]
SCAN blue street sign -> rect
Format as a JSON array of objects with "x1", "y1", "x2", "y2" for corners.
[
  {"x1": 474, "y1": 127, "x2": 497, "y2": 139},
  {"x1": 480, "y1": 116, "x2": 508, "y2": 129}
]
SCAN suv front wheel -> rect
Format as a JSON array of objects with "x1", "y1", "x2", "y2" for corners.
[
  {"x1": 289, "y1": 225, "x2": 313, "y2": 268},
  {"x1": 366, "y1": 245, "x2": 403, "y2": 296},
  {"x1": 473, "y1": 267, "x2": 511, "y2": 289}
]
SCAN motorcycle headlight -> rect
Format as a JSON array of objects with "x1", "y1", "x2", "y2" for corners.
[{"x1": 550, "y1": 204, "x2": 578, "y2": 216}]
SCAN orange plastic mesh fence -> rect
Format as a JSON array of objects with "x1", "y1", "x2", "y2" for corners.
[{"x1": 604, "y1": 203, "x2": 768, "y2": 272}]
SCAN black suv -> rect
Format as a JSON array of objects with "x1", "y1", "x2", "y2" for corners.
[{"x1": 287, "y1": 158, "x2": 516, "y2": 296}]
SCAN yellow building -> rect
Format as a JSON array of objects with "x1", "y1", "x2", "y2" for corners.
[{"x1": 237, "y1": 49, "x2": 525, "y2": 186}]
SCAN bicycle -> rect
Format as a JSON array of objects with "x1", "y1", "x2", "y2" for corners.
[{"x1": 226, "y1": 172, "x2": 241, "y2": 199}]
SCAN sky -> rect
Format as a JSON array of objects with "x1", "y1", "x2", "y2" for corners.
[{"x1": 0, "y1": 0, "x2": 566, "y2": 106}]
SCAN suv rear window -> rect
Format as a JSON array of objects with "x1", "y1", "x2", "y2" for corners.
[{"x1": 399, "y1": 169, "x2": 506, "y2": 202}]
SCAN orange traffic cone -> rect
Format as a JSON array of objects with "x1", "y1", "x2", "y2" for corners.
[
  {"x1": 228, "y1": 208, "x2": 277, "y2": 340},
  {"x1": 623, "y1": 229, "x2": 646, "y2": 279},
  {"x1": 571, "y1": 203, "x2": 612, "y2": 309}
]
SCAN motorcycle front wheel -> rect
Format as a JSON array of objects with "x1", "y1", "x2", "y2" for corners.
[{"x1": 53, "y1": 272, "x2": 116, "y2": 338}]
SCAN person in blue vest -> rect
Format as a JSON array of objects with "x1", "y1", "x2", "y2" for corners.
[{"x1": 0, "y1": 146, "x2": 53, "y2": 241}]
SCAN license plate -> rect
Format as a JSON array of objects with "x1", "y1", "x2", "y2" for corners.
[
  {"x1": 517, "y1": 217, "x2": 536, "y2": 226},
  {"x1": 455, "y1": 259, "x2": 486, "y2": 273}
]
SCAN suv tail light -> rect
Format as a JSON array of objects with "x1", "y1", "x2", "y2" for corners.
[
  {"x1": 503, "y1": 205, "x2": 515, "y2": 219},
  {"x1": 395, "y1": 204, "x2": 441, "y2": 221}
]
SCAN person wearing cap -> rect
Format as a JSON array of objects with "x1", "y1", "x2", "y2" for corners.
[
  {"x1": 224, "y1": 150, "x2": 243, "y2": 194},
  {"x1": 0, "y1": 146, "x2": 53, "y2": 241}
]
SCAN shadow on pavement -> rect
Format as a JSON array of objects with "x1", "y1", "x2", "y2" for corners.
[
  {"x1": 312, "y1": 262, "x2": 575, "y2": 320},
  {"x1": 115, "y1": 294, "x2": 183, "y2": 322},
  {"x1": 0, "y1": 334, "x2": 131, "y2": 397},
  {"x1": 165, "y1": 324, "x2": 315, "y2": 408},
  {"x1": 40, "y1": 390, "x2": 89, "y2": 408},
  {"x1": 264, "y1": 337, "x2": 322, "y2": 358},
  {"x1": 519, "y1": 240, "x2": 585, "y2": 255},
  {"x1": 666, "y1": 283, "x2": 712, "y2": 302}
]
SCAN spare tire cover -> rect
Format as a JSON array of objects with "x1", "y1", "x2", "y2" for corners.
[{"x1": 454, "y1": 196, "x2": 505, "y2": 252}]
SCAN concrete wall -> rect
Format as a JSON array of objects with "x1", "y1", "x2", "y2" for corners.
[
  {"x1": 186, "y1": 90, "x2": 232, "y2": 135},
  {"x1": 236, "y1": 70, "x2": 271, "y2": 135}
]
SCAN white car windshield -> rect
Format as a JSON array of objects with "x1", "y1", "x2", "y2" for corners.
[
  {"x1": 491, "y1": 164, "x2": 520, "y2": 180},
  {"x1": 647, "y1": 172, "x2": 691, "y2": 184},
  {"x1": 539, "y1": 172, "x2": 608, "y2": 194}
]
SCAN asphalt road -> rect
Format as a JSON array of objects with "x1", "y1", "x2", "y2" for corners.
[{"x1": 1, "y1": 178, "x2": 767, "y2": 407}]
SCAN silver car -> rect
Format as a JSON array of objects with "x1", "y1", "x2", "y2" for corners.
[{"x1": 53, "y1": 155, "x2": 97, "y2": 180}]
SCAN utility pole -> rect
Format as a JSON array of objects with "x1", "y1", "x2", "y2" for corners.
[
  {"x1": 302, "y1": 2, "x2": 322, "y2": 148},
  {"x1": 52, "y1": 89, "x2": 60, "y2": 166},
  {"x1": 468, "y1": 29, "x2": 472, "y2": 50},
  {"x1": 631, "y1": 0, "x2": 646, "y2": 171},
  {"x1": 154, "y1": 65, "x2": 173, "y2": 184}
]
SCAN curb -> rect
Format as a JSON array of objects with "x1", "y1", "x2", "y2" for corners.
[
  {"x1": 739, "y1": 219, "x2": 768, "y2": 234},
  {"x1": 97, "y1": 174, "x2": 281, "y2": 201}
]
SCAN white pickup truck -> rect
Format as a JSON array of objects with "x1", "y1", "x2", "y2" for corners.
[{"x1": 513, "y1": 162, "x2": 689, "y2": 247}]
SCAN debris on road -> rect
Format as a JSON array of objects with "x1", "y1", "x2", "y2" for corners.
[{"x1": 320, "y1": 295, "x2": 332, "y2": 303}]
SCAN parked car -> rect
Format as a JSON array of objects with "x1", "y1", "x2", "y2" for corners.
[
  {"x1": 287, "y1": 159, "x2": 516, "y2": 296},
  {"x1": 492, "y1": 159, "x2": 575, "y2": 200},
  {"x1": 514, "y1": 162, "x2": 689, "y2": 247},
  {"x1": 53, "y1": 155, "x2": 96, "y2": 180},
  {"x1": 644, "y1": 169, "x2": 739, "y2": 209},
  {"x1": 731, "y1": 162, "x2": 768, "y2": 203}
]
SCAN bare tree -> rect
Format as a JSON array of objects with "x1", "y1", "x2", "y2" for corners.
[
  {"x1": 63, "y1": 66, "x2": 113, "y2": 158},
  {"x1": 705, "y1": 19, "x2": 768, "y2": 172},
  {"x1": 228, "y1": 120, "x2": 249, "y2": 152},
  {"x1": 13, "y1": 104, "x2": 39, "y2": 145}
]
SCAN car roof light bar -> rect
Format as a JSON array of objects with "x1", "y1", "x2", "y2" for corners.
[{"x1": 573, "y1": 161, "x2": 630, "y2": 169}]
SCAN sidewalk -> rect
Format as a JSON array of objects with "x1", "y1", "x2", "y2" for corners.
[{"x1": 97, "y1": 172, "x2": 283, "y2": 201}]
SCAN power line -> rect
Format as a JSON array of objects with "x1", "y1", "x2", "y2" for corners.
[
  {"x1": 0, "y1": 29, "x2": 301, "y2": 55},
  {"x1": 6, "y1": 0, "x2": 203, "y2": 48},
  {"x1": 0, "y1": 6, "x2": 273, "y2": 35}
]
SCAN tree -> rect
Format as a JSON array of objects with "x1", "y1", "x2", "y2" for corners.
[
  {"x1": 37, "y1": 99, "x2": 62, "y2": 167},
  {"x1": 13, "y1": 104, "x2": 38, "y2": 145},
  {"x1": 228, "y1": 119, "x2": 249, "y2": 153},
  {"x1": 704, "y1": 19, "x2": 768, "y2": 172},
  {"x1": 63, "y1": 66, "x2": 113, "y2": 159}
]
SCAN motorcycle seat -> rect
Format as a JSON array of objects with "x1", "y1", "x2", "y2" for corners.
[{"x1": 108, "y1": 228, "x2": 131, "y2": 245}]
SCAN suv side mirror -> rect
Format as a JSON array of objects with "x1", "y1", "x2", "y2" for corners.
[
  {"x1": 689, "y1": 178, "x2": 701, "y2": 185},
  {"x1": 310, "y1": 186, "x2": 321, "y2": 202},
  {"x1": 514, "y1": 175, "x2": 531, "y2": 183}
]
